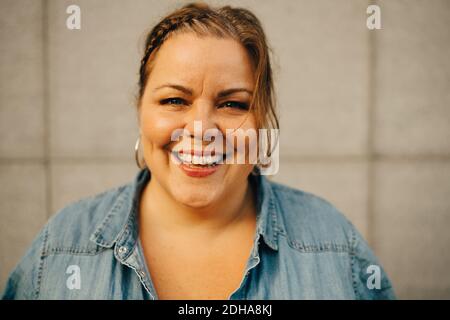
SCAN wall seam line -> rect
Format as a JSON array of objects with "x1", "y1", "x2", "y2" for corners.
[
  {"x1": 366, "y1": 0, "x2": 378, "y2": 250},
  {"x1": 42, "y1": 0, "x2": 52, "y2": 220}
]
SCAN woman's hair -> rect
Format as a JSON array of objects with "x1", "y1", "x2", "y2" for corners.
[{"x1": 137, "y1": 2, "x2": 279, "y2": 159}]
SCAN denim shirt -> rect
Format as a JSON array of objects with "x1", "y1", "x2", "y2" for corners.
[{"x1": 2, "y1": 168, "x2": 395, "y2": 300}]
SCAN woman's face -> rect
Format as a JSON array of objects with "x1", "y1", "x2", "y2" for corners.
[{"x1": 139, "y1": 32, "x2": 257, "y2": 208}]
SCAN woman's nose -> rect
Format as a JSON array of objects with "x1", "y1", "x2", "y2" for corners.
[{"x1": 184, "y1": 100, "x2": 219, "y2": 139}]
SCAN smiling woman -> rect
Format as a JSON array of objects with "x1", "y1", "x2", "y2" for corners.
[
  {"x1": 2, "y1": 2, "x2": 395, "y2": 300},
  {"x1": 138, "y1": 31, "x2": 258, "y2": 211}
]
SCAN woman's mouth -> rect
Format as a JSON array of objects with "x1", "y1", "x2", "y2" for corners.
[{"x1": 170, "y1": 150, "x2": 227, "y2": 178}]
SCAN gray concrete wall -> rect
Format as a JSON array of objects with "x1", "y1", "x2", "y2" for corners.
[{"x1": 1, "y1": 0, "x2": 449, "y2": 299}]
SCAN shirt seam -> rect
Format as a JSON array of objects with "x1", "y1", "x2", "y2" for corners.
[
  {"x1": 279, "y1": 232, "x2": 352, "y2": 253},
  {"x1": 35, "y1": 225, "x2": 49, "y2": 299},
  {"x1": 349, "y1": 226, "x2": 359, "y2": 299},
  {"x1": 42, "y1": 246, "x2": 109, "y2": 256}
]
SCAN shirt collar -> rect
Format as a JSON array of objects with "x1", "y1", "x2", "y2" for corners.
[{"x1": 90, "y1": 168, "x2": 280, "y2": 252}]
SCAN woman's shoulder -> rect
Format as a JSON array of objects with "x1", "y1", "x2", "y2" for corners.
[
  {"x1": 44, "y1": 181, "x2": 134, "y2": 252},
  {"x1": 265, "y1": 178, "x2": 396, "y2": 299},
  {"x1": 266, "y1": 178, "x2": 356, "y2": 250},
  {"x1": 1, "y1": 181, "x2": 136, "y2": 299}
]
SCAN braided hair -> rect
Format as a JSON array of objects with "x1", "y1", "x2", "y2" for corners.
[{"x1": 138, "y1": 3, "x2": 230, "y2": 98}]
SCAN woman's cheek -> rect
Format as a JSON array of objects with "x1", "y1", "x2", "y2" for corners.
[{"x1": 140, "y1": 107, "x2": 182, "y2": 147}]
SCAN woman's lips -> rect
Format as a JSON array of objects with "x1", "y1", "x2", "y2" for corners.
[{"x1": 179, "y1": 162, "x2": 221, "y2": 178}]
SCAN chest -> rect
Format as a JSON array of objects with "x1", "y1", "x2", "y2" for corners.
[{"x1": 139, "y1": 231, "x2": 255, "y2": 299}]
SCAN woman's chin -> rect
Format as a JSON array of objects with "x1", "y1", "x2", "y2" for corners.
[{"x1": 170, "y1": 185, "x2": 220, "y2": 209}]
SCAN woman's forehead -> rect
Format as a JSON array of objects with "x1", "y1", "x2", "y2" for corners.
[{"x1": 148, "y1": 32, "x2": 255, "y2": 83}]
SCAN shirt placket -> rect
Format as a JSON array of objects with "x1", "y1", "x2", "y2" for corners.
[
  {"x1": 114, "y1": 227, "x2": 158, "y2": 300},
  {"x1": 227, "y1": 230, "x2": 263, "y2": 300}
]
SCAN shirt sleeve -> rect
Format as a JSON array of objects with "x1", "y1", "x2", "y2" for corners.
[
  {"x1": 350, "y1": 225, "x2": 396, "y2": 300},
  {"x1": 1, "y1": 225, "x2": 49, "y2": 300}
]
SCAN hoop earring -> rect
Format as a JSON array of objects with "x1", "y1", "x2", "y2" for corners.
[
  {"x1": 251, "y1": 165, "x2": 260, "y2": 176},
  {"x1": 134, "y1": 136, "x2": 146, "y2": 169}
]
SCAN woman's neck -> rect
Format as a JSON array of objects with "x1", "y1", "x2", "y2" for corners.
[{"x1": 139, "y1": 176, "x2": 256, "y2": 240}]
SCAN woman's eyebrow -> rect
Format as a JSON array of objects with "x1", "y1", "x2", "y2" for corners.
[
  {"x1": 154, "y1": 84, "x2": 192, "y2": 95},
  {"x1": 217, "y1": 88, "x2": 253, "y2": 98},
  {"x1": 154, "y1": 83, "x2": 253, "y2": 97}
]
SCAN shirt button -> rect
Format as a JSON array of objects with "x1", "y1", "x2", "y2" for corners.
[
  {"x1": 139, "y1": 270, "x2": 146, "y2": 278},
  {"x1": 118, "y1": 246, "x2": 127, "y2": 254}
]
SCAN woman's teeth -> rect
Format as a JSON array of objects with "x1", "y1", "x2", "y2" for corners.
[{"x1": 177, "y1": 153, "x2": 222, "y2": 166}]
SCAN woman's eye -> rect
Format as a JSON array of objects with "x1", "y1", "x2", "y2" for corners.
[
  {"x1": 219, "y1": 101, "x2": 249, "y2": 110},
  {"x1": 159, "y1": 98, "x2": 186, "y2": 106}
]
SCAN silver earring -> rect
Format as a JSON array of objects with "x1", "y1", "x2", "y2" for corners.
[{"x1": 134, "y1": 136, "x2": 146, "y2": 169}]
